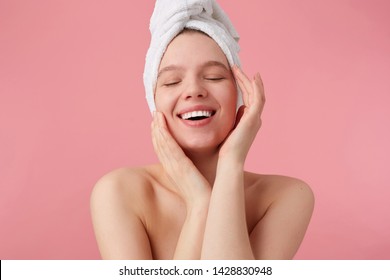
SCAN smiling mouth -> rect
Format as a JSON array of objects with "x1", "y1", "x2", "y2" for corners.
[{"x1": 178, "y1": 110, "x2": 216, "y2": 121}]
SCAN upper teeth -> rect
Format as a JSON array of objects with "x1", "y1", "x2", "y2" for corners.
[{"x1": 180, "y1": 110, "x2": 213, "y2": 120}]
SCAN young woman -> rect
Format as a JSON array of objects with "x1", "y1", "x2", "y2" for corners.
[{"x1": 90, "y1": 1, "x2": 314, "y2": 260}]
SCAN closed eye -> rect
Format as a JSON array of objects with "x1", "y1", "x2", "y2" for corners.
[
  {"x1": 164, "y1": 81, "x2": 181, "y2": 87},
  {"x1": 205, "y1": 77, "x2": 225, "y2": 81}
]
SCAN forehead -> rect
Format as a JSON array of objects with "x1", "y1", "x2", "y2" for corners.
[{"x1": 159, "y1": 31, "x2": 229, "y2": 69}]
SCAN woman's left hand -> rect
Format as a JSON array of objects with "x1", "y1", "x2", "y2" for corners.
[{"x1": 218, "y1": 66, "x2": 265, "y2": 164}]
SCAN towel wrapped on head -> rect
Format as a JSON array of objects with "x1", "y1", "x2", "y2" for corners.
[{"x1": 143, "y1": 0, "x2": 242, "y2": 113}]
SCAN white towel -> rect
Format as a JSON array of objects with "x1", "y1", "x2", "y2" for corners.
[{"x1": 143, "y1": 0, "x2": 242, "y2": 113}]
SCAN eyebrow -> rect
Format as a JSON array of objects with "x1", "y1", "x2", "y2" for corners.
[
  {"x1": 202, "y1": 60, "x2": 230, "y2": 70},
  {"x1": 157, "y1": 65, "x2": 184, "y2": 78},
  {"x1": 157, "y1": 60, "x2": 229, "y2": 78}
]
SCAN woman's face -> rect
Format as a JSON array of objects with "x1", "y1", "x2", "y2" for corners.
[{"x1": 155, "y1": 31, "x2": 237, "y2": 153}]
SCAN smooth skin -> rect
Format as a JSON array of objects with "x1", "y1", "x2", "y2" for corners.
[{"x1": 90, "y1": 31, "x2": 314, "y2": 260}]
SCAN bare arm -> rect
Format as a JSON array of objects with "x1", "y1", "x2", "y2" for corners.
[
  {"x1": 201, "y1": 161, "x2": 254, "y2": 259},
  {"x1": 90, "y1": 171, "x2": 153, "y2": 259},
  {"x1": 172, "y1": 201, "x2": 209, "y2": 259},
  {"x1": 152, "y1": 112, "x2": 211, "y2": 259},
  {"x1": 201, "y1": 67, "x2": 264, "y2": 259},
  {"x1": 250, "y1": 178, "x2": 315, "y2": 259}
]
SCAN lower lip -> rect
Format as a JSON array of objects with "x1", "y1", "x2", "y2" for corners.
[{"x1": 179, "y1": 115, "x2": 214, "y2": 127}]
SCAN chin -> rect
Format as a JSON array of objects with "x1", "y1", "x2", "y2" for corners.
[{"x1": 176, "y1": 134, "x2": 226, "y2": 155}]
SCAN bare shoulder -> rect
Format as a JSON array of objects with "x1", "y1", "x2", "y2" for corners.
[
  {"x1": 244, "y1": 172, "x2": 315, "y2": 259},
  {"x1": 245, "y1": 172, "x2": 315, "y2": 209},
  {"x1": 90, "y1": 164, "x2": 168, "y2": 220},
  {"x1": 90, "y1": 165, "x2": 161, "y2": 259},
  {"x1": 91, "y1": 166, "x2": 154, "y2": 201}
]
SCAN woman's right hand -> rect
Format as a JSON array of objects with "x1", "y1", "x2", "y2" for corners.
[{"x1": 151, "y1": 112, "x2": 211, "y2": 208}]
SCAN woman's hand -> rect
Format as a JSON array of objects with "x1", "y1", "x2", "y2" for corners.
[
  {"x1": 151, "y1": 112, "x2": 211, "y2": 208},
  {"x1": 218, "y1": 66, "x2": 266, "y2": 164}
]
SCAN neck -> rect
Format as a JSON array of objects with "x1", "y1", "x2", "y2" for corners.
[{"x1": 184, "y1": 148, "x2": 219, "y2": 186}]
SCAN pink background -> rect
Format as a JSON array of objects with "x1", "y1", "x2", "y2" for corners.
[{"x1": 1, "y1": 0, "x2": 389, "y2": 259}]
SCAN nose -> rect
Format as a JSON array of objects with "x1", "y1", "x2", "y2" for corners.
[{"x1": 182, "y1": 78, "x2": 208, "y2": 100}]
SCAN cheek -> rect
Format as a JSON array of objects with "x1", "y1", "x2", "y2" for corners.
[
  {"x1": 222, "y1": 86, "x2": 238, "y2": 115},
  {"x1": 154, "y1": 92, "x2": 172, "y2": 113},
  {"x1": 224, "y1": 92, "x2": 238, "y2": 129}
]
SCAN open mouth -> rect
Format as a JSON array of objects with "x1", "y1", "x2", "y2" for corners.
[{"x1": 178, "y1": 110, "x2": 215, "y2": 121}]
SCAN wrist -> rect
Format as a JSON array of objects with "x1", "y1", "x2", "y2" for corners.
[
  {"x1": 217, "y1": 155, "x2": 245, "y2": 171},
  {"x1": 186, "y1": 197, "x2": 210, "y2": 216},
  {"x1": 215, "y1": 159, "x2": 245, "y2": 188}
]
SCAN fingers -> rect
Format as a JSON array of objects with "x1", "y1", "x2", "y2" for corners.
[
  {"x1": 232, "y1": 65, "x2": 251, "y2": 106},
  {"x1": 152, "y1": 112, "x2": 172, "y2": 165},
  {"x1": 252, "y1": 72, "x2": 265, "y2": 115},
  {"x1": 232, "y1": 66, "x2": 265, "y2": 113},
  {"x1": 151, "y1": 112, "x2": 186, "y2": 170},
  {"x1": 151, "y1": 112, "x2": 166, "y2": 164},
  {"x1": 151, "y1": 112, "x2": 210, "y2": 195},
  {"x1": 232, "y1": 66, "x2": 264, "y2": 108}
]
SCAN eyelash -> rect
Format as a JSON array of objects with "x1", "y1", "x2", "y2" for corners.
[
  {"x1": 205, "y1": 77, "x2": 224, "y2": 81},
  {"x1": 164, "y1": 81, "x2": 181, "y2": 87},
  {"x1": 163, "y1": 77, "x2": 225, "y2": 87}
]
